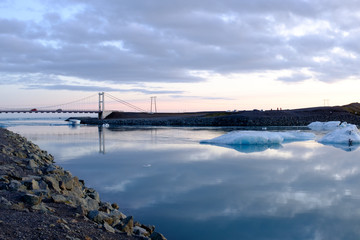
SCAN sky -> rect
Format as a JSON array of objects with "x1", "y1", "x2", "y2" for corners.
[{"x1": 1, "y1": 0, "x2": 360, "y2": 112}]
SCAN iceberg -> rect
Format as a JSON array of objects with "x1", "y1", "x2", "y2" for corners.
[
  {"x1": 200, "y1": 131, "x2": 315, "y2": 146},
  {"x1": 318, "y1": 124, "x2": 360, "y2": 145},
  {"x1": 307, "y1": 121, "x2": 343, "y2": 131}
]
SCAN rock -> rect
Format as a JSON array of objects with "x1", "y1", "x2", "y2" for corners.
[
  {"x1": 85, "y1": 188, "x2": 100, "y2": 202},
  {"x1": 23, "y1": 179, "x2": 40, "y2": 190},
  {"x1": 43, "y1": 175, "x2": 61, "y2": 192},
  {"x1": 109, "y1": 209, "x2": 126, "y2": 221},
  {"x1": 51, "y1": 194, "x2": 69, "y2": 203},
  {"x1": 0, "y1": 196, "x2": 12, "y2": 209},
  {"x1": 33, "y1": 189, "x2": 50, "y2": 199},
  {"x1": 103, "y1": 222, "x2": 116, "y2": 233},
  {"x1": 111, "y1": 202, "x2": 119, "y2": 210},
  {"x1": 99, "y1": 202, "x2": 113, "y2": 213},
  {"x1": 87, "y1": 210, "x2": 114, "y2": 225},
  {"x1": 26, "y1": 159, "x2": 38, "y2": 170},
  {"x1": 115, "y1": 216, "x2": 134, "y2": 235},
  {"x1": 11, "y1": 202, "x2": 27, "y2": 211},
  {"x1": 31, "y1": 203, "x2": 49, "y2": 212},
  {"x1": 149, "y1": 232, "x2": 167, "y2": 240},
  {"x1": 80, "y1": 196, "x2": 99, "y2": 212},
  {"x1": 22, "y1": 193, "x2": 41, "y2": 206},
  {"x1": 0, "y1": 175, "x2": 9, "y2": 183},
  {"x1": 8, "y1": 180, "x2": 26, "y2": 191},
  {"x1": 134, "y1": 226, "x2": 150, "y2": 237},
  {"x1": 141, "y1": 224, "x2": 155, "y2": 235}
]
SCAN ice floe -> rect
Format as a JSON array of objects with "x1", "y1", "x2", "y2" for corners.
[
  {"x1": 307, "y1": 121, "x2": 343, "y2": 131},
  {"x1": 200, "y1": 131, "x2": 315, "y2": 146},
  {"x1": 318, "y1": 124, "x2": 360, "y2": 145}
]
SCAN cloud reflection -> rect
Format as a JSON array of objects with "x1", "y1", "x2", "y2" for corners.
[
  {"x1": 12, "y1": 126, "x2": 360, "y2": 240},
  {"x1": 200, "y1": 142, "x2": 283, "y2": 153}
]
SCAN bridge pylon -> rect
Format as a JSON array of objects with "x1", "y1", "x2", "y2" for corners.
[{"x1": 98, "y1": 92, "x2": 105, "y2": 119}]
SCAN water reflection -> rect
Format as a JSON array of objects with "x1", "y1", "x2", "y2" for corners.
[
  {"x1": 319, "y1": 142, "x2": 360, "y2": 152},
  {"x1": 200, "y1": 142, "x2": 283, "y2": 153},
  {"x1": 8, "y1": 125, "x2": 360, "y2": 240},
  {"x1": 98, "y1": 126, "x2": 105, "y2": 154}
]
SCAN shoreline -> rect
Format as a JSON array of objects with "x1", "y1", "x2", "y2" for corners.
[
  {"x1": 75, "y1": 105, "x2": 360, "y2": 127},
  {"x1": 0, "y1": 128, "x2": 166, "y2": 240}
]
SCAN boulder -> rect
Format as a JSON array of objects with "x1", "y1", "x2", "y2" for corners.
[
  {"x1": 26, "y1": 159, "x2": 38, "y2": 170},
  {"x1": 22, "y1": 193, "x2": 42, "y2": 206},
  {"x1": 8, "y1": 180, "x2": 26, "y2": 191},
  {"x1": 23, "y1": 179, "x2": 40, "y2": 190},
  {"x1": 87, "y1": 210, "x2": 114, "y2": 225},
  {"x1": 133, "y1": 226, "x2": 150, "y2": 237},
  {"x1": 43, "y1": 175, "x2": 61, "y2": 192},
  {"x1": 103, "y1": 222, "x2": 116, "y2": 233},
  {"x1": 115, "y1": 216, "x2": 134, "y2": 235}
]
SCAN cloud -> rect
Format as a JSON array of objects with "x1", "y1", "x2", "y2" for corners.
[
  {"x1": 24, "y1": 84, "x2": 184, "y2": 95},
  {"x1": 1, "y1": 0, "x2": 360, "y2": 90}
]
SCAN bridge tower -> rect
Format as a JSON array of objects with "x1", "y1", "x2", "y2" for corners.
[
  {"x1": 150, "y1": 96, "x2": 157, "y2": 114},
  {"x1": 98, "y1": 92, "x2": 105, "y2": 119}
]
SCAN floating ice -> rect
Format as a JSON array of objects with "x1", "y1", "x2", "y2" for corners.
[
  {"x1": 318, "y1": 124, "x2": 360, "y2": 145},
  {"x1": 200, "y1": 131, "x2": 315, "y2": 146},
  {"x1": 307, "y1": 121, "x2": 346, "y2": 131}
]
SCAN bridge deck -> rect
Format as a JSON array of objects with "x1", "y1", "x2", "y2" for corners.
[{"x1": 0, "y1": 110, "x2": 100, "y2": 114}]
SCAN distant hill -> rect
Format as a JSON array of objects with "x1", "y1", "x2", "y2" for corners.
[{"x1": 341, "y1": 102, "x2": 360, "y2": 115}]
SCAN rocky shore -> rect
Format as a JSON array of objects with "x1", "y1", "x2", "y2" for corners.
[{"x1": 0, "y1": 128, "x2": 166, "y2": 240}]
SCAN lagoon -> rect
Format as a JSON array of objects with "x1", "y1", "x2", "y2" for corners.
[{"x1": 3, "y1": 117, "x2": 360, "y2": 240}]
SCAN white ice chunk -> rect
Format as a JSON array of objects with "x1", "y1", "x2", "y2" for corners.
[
  {"x1": 318, "y1": 124, "x2": 360, "y2": 145},
  {"x1": 307, "y1": 121, "x2": 343, "y2": 131},
  {"x1": 200, "y1": 131, "x2": 315, "y2": 145}
]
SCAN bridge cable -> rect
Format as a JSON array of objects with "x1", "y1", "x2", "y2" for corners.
[
  {"x1": 105, "y1": 93, "x2": 147, "y2": 112},
  {"x1": 37, "y1": 94, "x2": 98, "y2": 110}
]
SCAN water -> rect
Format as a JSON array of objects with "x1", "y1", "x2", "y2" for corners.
[{"x1": 3, "y1": 116, "x2": 360, "y2": 240}]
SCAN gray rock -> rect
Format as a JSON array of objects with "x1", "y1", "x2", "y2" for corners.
[
  {"x1": 0, "y1": 196, "x2": 12, "y2": 209},
  {"x1": 11, "y1": 202, "x2": 27, "y2": 211},
  {"x1": 23, "y1": 179, "x2": 40, "y2": 190},
  {"x1": 43, "y1": 175, "x2": 61, "y2": 192},
  {"x1": 26, "y1": 159, "x2": 38, "y2": 170},
  {"x1": 99, "y1": 201, "x2": 113, "y2": 213},
  {"x1": 103, "y1": 222, "x2": 116, "y2": 233},
  {"x1": 134, "y1": 226, "x2": 150, "y2": 237},
  {"x1": 8, "y1": 180, "x2": 26, "y2": 191},
  {"x1": 109, "y1": 209, "x2": 127, "y2": 221},
  {"x1": 51, "y1": 194, "x2": 68, "y2": 203},
  {"x1": 115, "y1": 216, "x2": 134, "y2": 235},
  {"x1": 31, "y1": 202, "x2": 50, "y2": 212},
  {"x1": 22, "y1": 193, "x2": 41, "y2": 206},
  {"x1": 87, "y1": 210, "x2": 114, "y2": 225},
  {"x1": 80, "y1": 196, "x2": 99, "y2": 212},
  {"x1": 149, "y1": 232, "x2": 167, "y2": 240}
]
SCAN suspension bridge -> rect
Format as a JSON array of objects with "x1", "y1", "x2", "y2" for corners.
[{"x1": 0, "y1": 92, "x2": 152, "y2": 119}]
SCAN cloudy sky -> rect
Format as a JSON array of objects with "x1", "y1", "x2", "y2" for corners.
[{"x1": 1, "y1": 0, "x2": 360, "y2": 111}]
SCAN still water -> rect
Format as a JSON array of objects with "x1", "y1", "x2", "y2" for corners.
[{"x1": 3, "y1": 117, "x2": 360, "y2": 240}]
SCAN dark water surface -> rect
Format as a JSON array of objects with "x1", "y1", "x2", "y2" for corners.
[{"x1": 7, "y1": 122, "x2": 360, "y2": 240}]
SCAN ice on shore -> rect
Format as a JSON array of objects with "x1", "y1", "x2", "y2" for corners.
[
  {"x1": 200, "y1": 131, "x2": 315, "y2": 146},
  {"x1": 318, "y1": 124, "x2": 360, "y2": 145}
]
